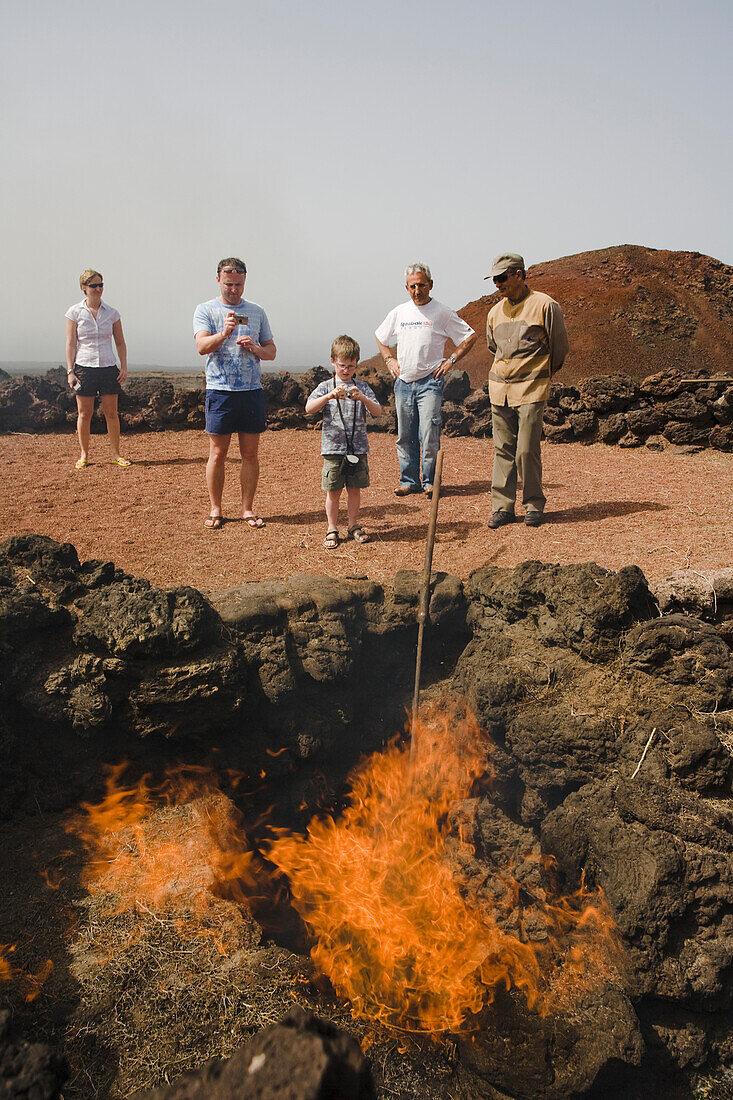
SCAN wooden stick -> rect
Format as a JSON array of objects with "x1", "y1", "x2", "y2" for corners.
[
  {"x1": 410, "y1": 449, "x2": 444, "y2": 767},
  {"x1": 630, "y1": 728, "x2": 657, "y2": 779}
]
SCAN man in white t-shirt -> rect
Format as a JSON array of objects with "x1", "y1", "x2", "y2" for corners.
[{"x1": 375, "y1": 264, "x2": 476, "y2": 495}]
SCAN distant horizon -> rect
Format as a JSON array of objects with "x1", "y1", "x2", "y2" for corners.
[{"x1": 0, "y1": 361, "x2": 319, "y2": 376}]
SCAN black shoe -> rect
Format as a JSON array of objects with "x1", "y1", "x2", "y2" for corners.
[
  {"x1": 488, "y1": 510, "x2": 515, "y2": 529},
  {"x1": 525, "y1": 511, "x2": 544, "y2": 527}
]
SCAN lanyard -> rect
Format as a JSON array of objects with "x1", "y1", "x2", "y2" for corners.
[{"x1": 333, "y1": 379, "x2": 360, "y2": 455}]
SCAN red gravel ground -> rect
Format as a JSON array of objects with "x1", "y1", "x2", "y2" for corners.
[{"x1": 3, "y1": 430, "x2": 732, "y2": 593}]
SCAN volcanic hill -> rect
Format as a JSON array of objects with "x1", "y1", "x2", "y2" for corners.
[{"x1": 362, "y1": 245, "x2": 733, "y2": 390}]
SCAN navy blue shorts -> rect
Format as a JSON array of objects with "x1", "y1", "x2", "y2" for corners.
[{"x1": 205, "y1": 389, "x2": 267, "y2": 435}]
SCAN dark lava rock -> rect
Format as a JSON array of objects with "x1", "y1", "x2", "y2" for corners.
[
  {"x1": 663, "y1": 709, "x2": 731, "y2": 791},
  {"x1": 640, "y1": 367, "x2": 688, "y2": 401},
  {"x1": 0, "y1": 534, "x2": 80, "y2": 573},
  {"x1": 569, "y1": 409, "x2": 598, "y2": 438},
  {"x1": 598, "y1": 412, "x2": 628, "y2": 444},
  {"x1": 74, "y1": 580, "x2": 220, "y2": 658},
  {"x1": 543, "y1": 775, "x2": 733, "y2": 1014},
  {"x1": 442, "y1": 368, "x2": 471, "y2": 402},
  {"x1": 711, "y1": 424, "x2": 733, "y2": 451},
  {"x1": 0, "y1": 1009, "x2": 67, "y2": 1100},
  {"x1": 260, "y1": 371, "x2": 284, "y2": 400},
  {"x1": 134, "y1": 1007, "x2": 375, "y2": 1100},
  {"x1": 542, "y1": 421, "x2": 575, "y2": 443},
  {"x1": 578, "y1": 374, "x2": 639, "y2": 413},
  {"x1": 277, "y1": 372, "x2": 306, "y2": 407},
  {"x1": 663, "y1": 420, "x2": 712, "y2": 446},
  {"x1": 466, "y1": 560, "x2": 656, "y2": 661},
  {"x1": 623, "y1": 613, "x2": 733, "y2": 709},
  {"x1": 542, "y1": 405, "x2": 565, "y2": 426},
  {"x1": 625, "y1": 404, "x2": 668, "y2": 436},
  {"x1": 662, "y1": 393, "x2": 715, "y2": 425},
  {"x1": 548, "y1": 383, "x2": 580, "y2": 406},
  {"x1": 460, "y1": 984, "x2": 643, "y2": 1100},
  {"x1": 464, "y1": 388, "x2": 491, "y2": 416},
  {"x1": 297, "y1": 366, "x2": 332, "y2": 401}
]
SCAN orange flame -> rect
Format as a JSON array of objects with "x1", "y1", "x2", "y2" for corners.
[
  {"x1": 64, "y1": 710, "x2": 622, "y2": 1034},
  {"x1": 268, "y1": 702, "x2": 623, "y2": 1034},
  {"x1": 66, "y1": 764, "x2": 258, "y2": 954},
  {"x1": 0, "y1": 944, "x2": 53, "y2": 1002}
]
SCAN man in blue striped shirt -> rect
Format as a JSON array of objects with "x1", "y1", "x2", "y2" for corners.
[{"x1": 194, "y1": 258, "x2": 277, "y2": 530}]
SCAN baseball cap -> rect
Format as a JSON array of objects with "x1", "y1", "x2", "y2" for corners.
[{"x1": 484, "y1": 253, "x2": 525, "y2": 280}]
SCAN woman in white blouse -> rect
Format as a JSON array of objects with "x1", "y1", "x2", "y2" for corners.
[{"x1": 65, "y1": 269, "x2": 130, "y2": 469}]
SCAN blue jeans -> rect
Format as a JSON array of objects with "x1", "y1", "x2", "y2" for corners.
[{"x1": 394, "y1": 376, "x2": 444, "y2": 489}]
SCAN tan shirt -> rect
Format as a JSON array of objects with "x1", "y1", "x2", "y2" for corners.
[{"x1": 486, "y1": 289, "x2": 568, "y2": 406}]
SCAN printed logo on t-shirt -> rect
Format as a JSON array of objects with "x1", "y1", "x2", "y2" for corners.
[{"x1": 400, "y1": 320, "x2": 433, "y2": 327}]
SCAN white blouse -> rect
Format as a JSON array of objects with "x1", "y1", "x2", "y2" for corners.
[{"x1": 65, "y1": 299, "x2": 121, "y2": 368}]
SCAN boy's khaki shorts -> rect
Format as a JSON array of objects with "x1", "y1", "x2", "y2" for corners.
[{"x1": 322, "y1": 454, "x2": 370, "y2": 491}]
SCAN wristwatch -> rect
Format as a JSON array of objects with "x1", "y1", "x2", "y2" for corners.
[{"x1": 449, "y1": 355, "x2": 457, "y2": 365}]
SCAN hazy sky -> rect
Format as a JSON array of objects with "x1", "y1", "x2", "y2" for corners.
[{"x1": 2, "y1": 0, "x2": 731, "y2": 369}]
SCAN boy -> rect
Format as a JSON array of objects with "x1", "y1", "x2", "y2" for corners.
[{"x1": 305, "y1": 335, "x2": 382, "y2": 549}]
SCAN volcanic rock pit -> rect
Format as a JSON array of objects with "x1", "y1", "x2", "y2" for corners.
[{"x1": 1, "y1": 535, "x2": 732, "y2": 1100}]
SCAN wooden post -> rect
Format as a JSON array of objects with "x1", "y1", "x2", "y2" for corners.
[{"x1": 410, "y1": 448, "x2": 444, "y2": 767}]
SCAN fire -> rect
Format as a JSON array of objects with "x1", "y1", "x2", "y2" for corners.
[
  {"x1": 268, "y1": 702, "x2": 623, "y2": 1034},
  {"x1": 66, "y1": 764, "x2": 259, "y2": 956},
  {"x1": 65, "y1": 708, "x2": 622, "y2": 1035},
  {"x1": 0, "y1": 944, "x2": 53, "y2": 1002}
]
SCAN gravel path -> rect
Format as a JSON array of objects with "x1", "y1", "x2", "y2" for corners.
[{"x1": 3, "y1": 430, "x2": 731, "y2": 591}]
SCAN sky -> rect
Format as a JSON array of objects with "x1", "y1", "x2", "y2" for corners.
[{"x1": 2, "y1": 0, "x2": 732, "y2": 370}]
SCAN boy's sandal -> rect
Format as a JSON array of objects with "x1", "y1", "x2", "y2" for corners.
[
  {"x1": 205, "y1": 515, "x2": 225, "y2": 530},
  {"x1": 349, "y1": 526, "x2": 370, "y2": 544},
  {"x1": 324, "y1": 530, "x2": 340, "y2": 549}
]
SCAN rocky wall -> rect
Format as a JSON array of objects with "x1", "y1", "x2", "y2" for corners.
[
  {"x1": 1, "y1": 365, "x2": 732, "y2": 453},
  {"x1": 1, "y1": 535, "x2": 733, "y2": 1099}
]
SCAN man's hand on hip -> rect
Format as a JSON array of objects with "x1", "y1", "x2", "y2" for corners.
[
  {"x1": 432, "y1": 359, "x2": 452, "y2": 378},
  {"x1": 387, "y1": 358, "x2": 400, "y2": 379}
]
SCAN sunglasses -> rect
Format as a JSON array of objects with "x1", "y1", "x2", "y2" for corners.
[
  {"x1": 86, "y1": 282, "x2": 104, "y2": 288},
  {"x1": 493, "y1": 272, "x2": 511, "y2": 285}
]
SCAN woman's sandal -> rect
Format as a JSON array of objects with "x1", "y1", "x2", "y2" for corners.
[
  {"x1": 348, "y1": 526, "x2": 370, "y2": 544},
  {"x1": 324, "y1": 530, "x2": 340, "y2": 549},
  {"x1": 205, "y1": 515, "x2": 225, "y2": 530},
  {"x1": 74, "y1": 457, "x2": 88, "y2": 470}
]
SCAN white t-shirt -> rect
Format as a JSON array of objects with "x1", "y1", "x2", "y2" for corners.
[{"x1": 375, "y1": 298, "x2": 474, "y2": 382}]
